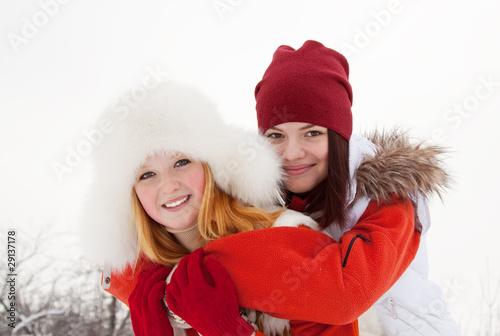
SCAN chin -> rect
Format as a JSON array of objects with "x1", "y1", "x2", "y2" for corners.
[
  {"x1": 286, "y1": 179, "x2": 321, "y2": 194},
  {"x1": 286, "y1": 185, "x2": 311, "y2": 194}
]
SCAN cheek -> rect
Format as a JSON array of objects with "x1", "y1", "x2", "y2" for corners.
[
  {"x1": 317, "y1": 139, "x2": 329, "y2": 162},
  {"x1": 315, "y1": 142, "x2": 329, "y2": 174},
  {"x1": 198, "y1": 177, "x2": 206, "y2": 197},
  {"x1": 188, "y1": 168, "x2": 206, "y2": 199},
  {"x1": 319, "y1": 148, "x2": 329, "y2": 165},
  {"x1": 192, "y1": 177, "x2": 205, "y2": 199},
  {"x1": 269, "y1": 141, "x2": 285, "y2": 156},
  {"x1": 135, "y1": 187, "x2": 155, "y2": 211}
]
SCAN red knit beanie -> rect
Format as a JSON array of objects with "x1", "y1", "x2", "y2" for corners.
[{"x1": 255, "y1": 40, "x2": 353, "y2": 140}]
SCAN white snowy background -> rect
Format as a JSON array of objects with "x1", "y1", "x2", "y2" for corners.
[{"x1": 1, "y1": 0, "x2": 499, "y2": 334}]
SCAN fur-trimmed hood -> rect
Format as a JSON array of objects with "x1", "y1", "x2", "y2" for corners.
[
  {"x1": 353, "y1": 129, "x2": 451, "y2": 203},
  {"x1": 320, "y1": 130, "x2": 452, "y2": 240},
  {"x1": 80, "y1": 83, "x2": 283, "y2": 270},
  {"x1": 351, "y1": 131, "x2": 459, "y2": 336}
]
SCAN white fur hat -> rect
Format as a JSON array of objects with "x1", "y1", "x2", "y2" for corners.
[{"x1": 80, "y1": 82, "x2": 283, "y2": 270}]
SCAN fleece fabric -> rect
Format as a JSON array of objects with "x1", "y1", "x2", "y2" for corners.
[
  {"x1": 103, "y1": 130, "x2": 459, "y2": 335},
  {"x1": 106, "y1": 196, "x2": 419, "y2": 336}
]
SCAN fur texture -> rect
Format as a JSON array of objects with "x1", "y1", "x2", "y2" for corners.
[
  {"x1": 258, "y1": 313, "x2": 291, "y2": 336},
  {"x1": 355, "y1": 129, "x2": 451, "y2": 203},
  {"x1": 80, "y1": 83, "x2": 284, "y2": 270},
  {"x1": 358, "y1": 306, "x2": 384, "y2": 336}
]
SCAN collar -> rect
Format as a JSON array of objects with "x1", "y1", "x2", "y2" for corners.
[
  {"x1": 347, "y1": 134, "x2": 376, "y2": 205},
  {"x1": 165, "y1": 224, "x2": 202, "y2": 253}
]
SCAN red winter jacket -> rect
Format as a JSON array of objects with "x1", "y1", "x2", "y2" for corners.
[{"x1": 105, "y1": 196, "x2": 419, "y2": 335}]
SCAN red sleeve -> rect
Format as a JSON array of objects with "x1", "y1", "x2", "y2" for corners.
[
  {"x1": 103, "y1": 256, "x2": 157, "y2": 307},
  {"x1": 203, "y1": 196, "x2": 420, "y2": 325}
]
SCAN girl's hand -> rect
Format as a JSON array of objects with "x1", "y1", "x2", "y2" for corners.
[
  {"x1": 166, "y1": 248, "x2": 255, "y2": 336},
  {"x1": 129, "y1": 264, "x2": 174, "y2": 336}
]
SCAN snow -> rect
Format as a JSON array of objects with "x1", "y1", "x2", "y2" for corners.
[{"x1": 14, "y1": 310, "x2": 65, "y2": 334}]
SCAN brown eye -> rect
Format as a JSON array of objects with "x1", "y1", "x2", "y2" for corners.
[{"x1": 306, "y1": 130, "x2": 322, "y2": 136}]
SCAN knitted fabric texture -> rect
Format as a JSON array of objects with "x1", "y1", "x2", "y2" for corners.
[{"x1": 255, "y1": 40, "x2": 353, "y2": 140}]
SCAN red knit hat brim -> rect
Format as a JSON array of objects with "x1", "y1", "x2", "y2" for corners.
[{"x1": 255, "y1": 40, "x2": 353, "y2": 140}]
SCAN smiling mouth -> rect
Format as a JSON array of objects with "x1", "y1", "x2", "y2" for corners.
[
  {"x1": 284, "y1": 165, "x2": 314, "y2": 176},
  {"x1": 163, "y1": 195, "x2": 189, "y2": 208}
]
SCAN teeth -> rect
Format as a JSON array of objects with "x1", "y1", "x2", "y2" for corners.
[{"x1": 164, "y1": 196, "x2": 188, "y2": 208}]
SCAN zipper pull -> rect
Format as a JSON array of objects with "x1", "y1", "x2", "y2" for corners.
[
  {"x1": 102, "y1": 264, "x2": 111, "y2": 290},
  {"x1": 357, "y1": 234, "x2": 370, "y2": 242},
  {"x1": 389, "y1": 297, "x2": 399, "y2": 320}
]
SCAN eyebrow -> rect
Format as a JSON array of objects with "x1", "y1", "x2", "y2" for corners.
[
  {"x1": 268, "y1": 124, "x2": 316, "y2": 131},
  {"x1": 136, "y1": 164, "x2": 155, "y2": 176},
  {"x1": 138, "y1": 162, "x2": 152, "y2": 169}
]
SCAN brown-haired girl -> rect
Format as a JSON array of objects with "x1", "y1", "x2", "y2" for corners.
[{"x1": 165, "y1": 41, "x2": 460, "y2": 335}]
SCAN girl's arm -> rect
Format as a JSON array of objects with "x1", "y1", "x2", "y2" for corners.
[
  {"x1": 105, "y1": 258, "x2": 262, "y2": 336},
  {"x1": 103, "y1": 256, "x2": 155, "y2": 307},
  {"x1": 203, "y1": 195, "x2": 420, "y2": 325},
  {"x1": 106, "y1": 195, "x2": 419, "y2": 326}
]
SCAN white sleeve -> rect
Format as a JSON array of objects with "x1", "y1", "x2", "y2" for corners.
[
  {"x1": 410, "y1": 194, "x2": 431, "y2": 234},
  {"x1": 271, "y1": 209, "x2": 320, "y2": 231}
]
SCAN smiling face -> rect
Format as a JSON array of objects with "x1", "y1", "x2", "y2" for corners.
[
  {"x1": 134, "y1": 153, "x2": 206, "y2": 231},
  {"x1": 265, "y1": 122, "x2": 329, "y2": 194}
]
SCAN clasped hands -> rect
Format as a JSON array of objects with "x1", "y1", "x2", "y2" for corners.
[{"x1": 128, "y1": 248, "x2": 255, "y2": 336}]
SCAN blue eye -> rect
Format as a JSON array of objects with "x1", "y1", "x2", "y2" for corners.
[
  {"x1": 175, "y1": 159, "x2": 190, "y2": 167},
  {"x1": 139, "y1": 172, "x2": 155, "y2": 180}
]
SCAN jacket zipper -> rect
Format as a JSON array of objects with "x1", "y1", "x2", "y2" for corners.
[
  {"x1": 388, "y1": 297, "x2": 399, "y2": 320},
  {"x1": 342, "y1": 233, "x2": 370, "y2": 267}
]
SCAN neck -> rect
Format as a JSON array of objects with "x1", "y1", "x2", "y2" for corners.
[{"x1": 165, "y1": 224, "x2": 202, "y2": 252}]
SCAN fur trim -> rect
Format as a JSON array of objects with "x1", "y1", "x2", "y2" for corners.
[
  {"x1": 355, "y1": 129, "x2": 451, "y2": 203},
  {"x1": 80, "y1": 83, "x2": 283, "y2": 270},
  {"x1": 258, "y1": 313, "x2": 290, "y2": 336},
  {"x1": 271, "y1": 209, "x2": 320, "y2": 231},
  {"x1": 358, "y1": 306, "x2": 384, "y2": 336}
]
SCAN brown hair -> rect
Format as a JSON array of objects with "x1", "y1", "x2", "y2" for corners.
[
  {"x1": 133, "y1": 163, "x2": 283, "y2": 266},
  {"x1": 302, "y1": 129, "x2": 351, "y2": 230}
]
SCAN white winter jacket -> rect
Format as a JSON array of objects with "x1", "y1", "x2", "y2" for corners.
[{"x1": 324, "y1": 133, "x2": 461, "y2": 336}]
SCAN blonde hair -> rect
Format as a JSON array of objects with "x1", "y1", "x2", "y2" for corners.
[{"x1": 133, "y1": 163, "x2": 283, "y2": 266}]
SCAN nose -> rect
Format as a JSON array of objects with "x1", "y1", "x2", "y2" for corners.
[
  {"x1": 281, "y1": 138, "x2": 306, "y2": 162},
  {"x1": 159, "y1": 174, "x2": 180, "y2": 194}
]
